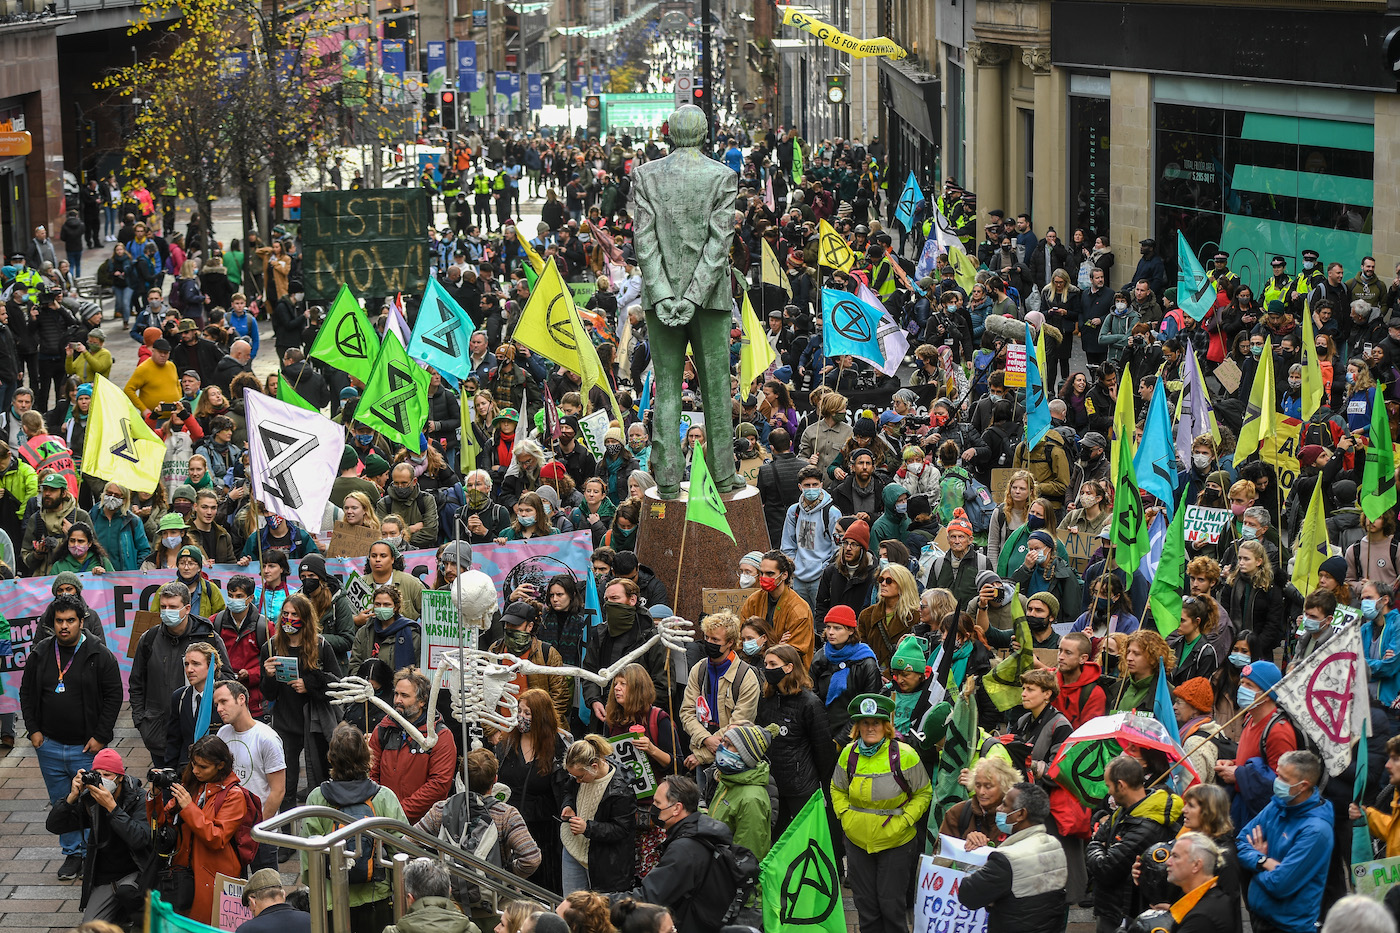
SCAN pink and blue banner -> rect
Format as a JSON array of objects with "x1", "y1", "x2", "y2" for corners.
[{"x1": 0, "y1": 531, "x2": 596, "y2": 712}]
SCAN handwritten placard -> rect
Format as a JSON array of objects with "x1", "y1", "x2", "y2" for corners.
[
  {"x1": 326, "y1": 520, "x2": 382, "y2": 559},
  {"x1": 1183, "y1": 506, "x2": 1231, "y2": 545},
  {"x1": 1213, "y1": 358, "x2": 1241, "y2": 394},
  {"x1": 576, "y1": 409, "x2": 611, "y2": 458},
  {"x1": 701, "y1": 587, "x2": 754, "y2": 617},
  {"x1": 914, "y1": 857, "x2": 988, "y2": 933},
  {"x1": 990, "y1": 468, "x2": 1015, "y2": 499},
  {"x1": 212, "y1": 872, "x2": 252, "y2": 930},
  {"x1": 1056, "y1": 529, "x2": 1097, "y2": 574},
  {"x1": 1354, "y1": 855, "x2": 1400, "y2": 901},
  {"x1": 421, "y1": 588, "x2": 476, "y2": 670}
]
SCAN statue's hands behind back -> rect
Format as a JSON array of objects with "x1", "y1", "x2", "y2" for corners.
[{"x1": 653, "y1": 296, "x2": 695, "y2": 327}]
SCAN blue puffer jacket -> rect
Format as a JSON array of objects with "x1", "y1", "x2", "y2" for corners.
[
  {"x1": 1362, "y1": 608, "x2": 1400, "y2": 706},
  {"x1": 1236, "y1": 789, "x2": 1334, "y2": 933}
]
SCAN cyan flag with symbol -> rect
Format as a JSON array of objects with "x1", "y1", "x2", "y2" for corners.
[
  {"x1": 1025, "y1": 322, "x2": 1050, "y2": 451},
  {"x1": 407, "y1": 276, "x2": 477, "y2": 387},
  {"x1": 822, "y1": 288, "x2": 887, "y2": 368},
  {"x1": 1177, "y1": 230, "x2": 1217, "y2": 322},
  {"x1": 1134, "y1": 377, "x2": 1180, "y2": 517},
  {"x1": 894, "y1": 171, "x2": 924, "y2": 232}
]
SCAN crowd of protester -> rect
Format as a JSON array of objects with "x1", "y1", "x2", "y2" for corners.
[{"x1": 13, "y1": 114, "x2": 1400, "y2": 933}]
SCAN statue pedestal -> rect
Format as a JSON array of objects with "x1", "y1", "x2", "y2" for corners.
[{"x1": 635, "y1": 483, "x2": 771, "y2": 622}]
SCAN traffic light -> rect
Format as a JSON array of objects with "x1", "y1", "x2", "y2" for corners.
[
  {"x1": 692, "y1": 76, "x2": 705, "y2": 109},
  {"x1": 825, "y1": 74, "x2": 847, "y2": 104},
  {"x1": 440, "y1": 90, "x2": 458, "y2": 132}
]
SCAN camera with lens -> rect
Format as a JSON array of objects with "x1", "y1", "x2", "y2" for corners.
[
  {"x1": 148, "y1": 767, "x2": 180, "y2": 791},
  {"x1": 80, "y1": 770, "x2": 103, "y2": 787},
  {"x1": 153, "y1": 823, "x2": 180, "y2": 858},
  {"x1": 43, "y1": 534, "x2": 63, "y2": 553}
]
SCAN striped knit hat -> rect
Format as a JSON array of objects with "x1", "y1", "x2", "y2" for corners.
[{"x1": 724, "y1": 723, "x2": 774, "y2": 769}]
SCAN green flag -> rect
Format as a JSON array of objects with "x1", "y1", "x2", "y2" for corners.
[
  {"x1": 685, "y1": 443, "x2": 734, "y2": 541},
  {"x1": 1111, "y1": 431, "x2": 1150, "y2": 572},
  {"x1": 791, "y1": 139, "x2": 804, "y2": 185},
  {"x1": 759, "y1": 791, "x2": 845, "y2": 933},
  {"x1": 357, "y1": 331, "x2": 432, "y2": 454},
  {"x1": 523, "y1": 260, "x2": 538, "y2": 291},
  {"x1": 982, "y1": 589, "x2": 1035, "y2": 711},
  {"x1": 309, "y1": 284, "x2": 381, "y2": 383},
  {"x1": 1363, "y1": 383, "x2": 1397, "y2": 521},
  {"x1": 276, "y1": 373, "x2": 316, "y2": 411},
  {"x1": 148, "y1": 890, "x2": 223, "y2": 932},
  {"x1": 929, "y1": 677, "x2": 977, "y2": 830},
  {"x1": 1148, "y1": 492, "x2": 1189, "y2": 635}
]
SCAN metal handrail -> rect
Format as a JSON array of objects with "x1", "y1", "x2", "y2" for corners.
[{"x1": 255, "y1": 804, "x2": 561, "y2": 932}]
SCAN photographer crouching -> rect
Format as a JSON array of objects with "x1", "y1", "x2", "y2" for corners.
[{"x1": 45, "y1": 749, "x2": 153, "y2": 925}]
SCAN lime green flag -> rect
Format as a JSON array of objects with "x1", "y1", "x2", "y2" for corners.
[
  {"x1": 1111, "y1": 430, "x2": 1150, "y2": 572},
  {"x1": 309, "y1": 284, "x2": 381, "y2": 383},
  {"x1": 356, "y1": 331, "x2": 432, "y2": 454},
  {"x1": 686, "y1": 443, "x2": 734, "y2": 541},
  {"x1": 982, "y1": 588, "x2": 1036, "y2": 711},
  {"x1": 276, "y1": 374, "x2": 316, "y2": 412},
  {"x1": 523, "y1": 261, "x2": 538, "y2": 291},
  {"x1": 759, "y1": 791, "x2": 845, "y2": 933},
  {"x1": 1362, "y1": 382, "x2": 1397, "y2": 521},
  {"x1": 791, "y1": 139, "x2": 804, "y2": 185},
  {"x1": 1148, "y1": 492, "x2": 1188, "y2": 635}
]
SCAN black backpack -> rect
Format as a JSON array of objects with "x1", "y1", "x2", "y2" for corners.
[{"x1": 687, "y1": 836, "x2": 760, "y2": 929}]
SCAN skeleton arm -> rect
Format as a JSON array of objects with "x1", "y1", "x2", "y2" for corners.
[{"x1": 504, "y1": 614, "x2": 694, "y2": 687}]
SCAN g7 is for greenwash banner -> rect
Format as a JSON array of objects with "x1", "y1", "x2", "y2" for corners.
[
  {"x1": 0, "y1": 531, "x2": 596, "y2": 714},
  {"x1": 779, "y1": 6, "x2": 907, "y2": 59},
  {"x1": 300, "y1": 189, "x2": 433, "y2": 301}
]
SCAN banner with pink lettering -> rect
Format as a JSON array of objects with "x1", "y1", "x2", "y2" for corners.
[{"x1": 0, "y1": 530, "x2": 596, "y2": 712}]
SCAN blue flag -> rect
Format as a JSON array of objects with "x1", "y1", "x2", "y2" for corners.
[
  {"x1": 1134, "y1": 378, "x2": 1179, "y2": 517},
  {"x1": 895, "y1": 171, "x2": 923, "y2": 232},
  {"x1": 1025, "y1": 323, "x2": 1050, "y2": 451},
  {"x1": 407, "y1": 276, "x2": 477, "y2": 386},
  {"x1": 1177, "y1": 230, "x2": 1217, "y2": 322},
  {"x1": 638, "y1": 370, "x2": 653, "y2": 416},
  {"x1": 579, "y1": 568, "x2": 603, "y2": 725},
  {"x1": 822, "y1": 287, "x2": 886, "y2": 368}
]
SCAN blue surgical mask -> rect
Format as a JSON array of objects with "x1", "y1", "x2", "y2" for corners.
[
  {"x1": 1347, "y1": 371, "x2": 1356, "y2": 385},
  {"x1": 994, "y1": 811, "x2": 1015, "y2": 835},
  {"x1": 894, "y1": 502, "x2": 907, "y2": 514},
  {"x1": 1363, "y1": 598, "x2": 1380, "y2": 619},
  {"x1": 1303, "y1": 616, "x2": 1321, "y2": 633},
  {"x1": 802, "y1": 488, "x2": 822, "y2": 502},
  {"x1": 741, "y1": 638, "x2": 761, "y2": 656},
  {"x1": 1251, "y1": 345, "x2": 1263, "y2": 357},
  {"x1": 1240, "y1": 525, "x2": 1256, "y2": 540},
  {"x1": 879, "y1": 558, "x2": 889, "y2": 570},
  {"x1": 1273, "y1": 776, "x2": 1301, "y2": 800},
  {"x1": 1228, "y1": 652, "x2": 1250, "y2": 668},
  {"x1": 519, "y1": 515, "x2": 536, "y2": 527},
  {"x1": 160, "y1": 609, "x2": 183, "y2": 627},
  {"x1": 715, "y1": 748, "x2": 746, "y2": 774},
  {"x1": 227, "y1": 598, "x2": 248, "y2": 614},
  {"x1": 1237, "y1": 685, "x2": 1257, "y2": 708}
]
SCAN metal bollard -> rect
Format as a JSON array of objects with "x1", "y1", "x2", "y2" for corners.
[
  {"x1": 328, "y1": 844, "x2": 353, "y2": 933},
  {"x1": 392, "y1": 852, "x2": 412, "y2": 922}
]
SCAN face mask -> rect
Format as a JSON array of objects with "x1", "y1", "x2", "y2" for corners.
[
  {"x1": 1027, "y1": 514, "x2": 1045, "y2": 530},
  {"x1": 878, "y1": 558, "x2": 890, "y2": 571},
  {"x1": 374, "y1": 606, "x2": 396, "y2": 622},
  {"x1": 802, "y1": 488, "x2": 822, "y2": 503},
  {"x1": 541, "y1": 503, "x2": 552, "y2": 517},
  {"x1": 505, "y1": 628, "x2": 533, "y2": 651},
  {"x1": 281, "y1": 621, "x2": 302, "y2": 634},
  {"x1": 1363, "y1": 598, "x2": 1380, "y2": 619},
  {"x1": 519, "y1": 515, "x2": 536, "y2": 527},
  {"x1": 1229, "y1": 503, "x2": 1246, "y2": 518},
  {"x1": 739, "y1": 572, "x2": 756, "y2": 588},
  {"x1": 102, "y1": 495, "x2": 122, "y2": 511},
  {"x1": 1228, "y1": 652, "x2": 1250, "y2": 669},
  {"x1": 467, "y1": 490, "x2": 489, "y2": 509},
  {"x1": 1028, "y1": 615, "x2": 1051, "y2": 632},
  {"x1": 702, "y1": 640, "x2": 725, "y2": 660},
  {"x1": 648, "y1": 803, "x2": 666, "y2": 828},
  {"x1": 356, "y1": 433, "x2": 375, "y2": 446},
  {"x1": 1078, "y1": 494, "x2": 1098, "y2": 509},
  {"x1": 302, "y1": 577, "x2": 321, "y2": 594},
  {"x1": 1288, "y1": 379, "x2": 1301, "y2": 390},
  {"x1": 1237, "y1": 685, "x2": 1257, "y2": 708},
  {"x1": 1303, "y1": 260, "x2": 1315, "y2": 271},
  {"x1": 605, "y1": 442, "x2": 622, "y2": 455},
  {"x1": 1240, "y1": 525, "x2": 1256, "y2": 540},
  {"x1": 1303, "y1": 616, "x2": 1321, "y2": 633},
  {"x1": 894, "y1": 502, "x2": 907, "y2": 515},
  {"x1": 759, "y1": 576, "x2": 779, "y2": 593},
  {"x1": 162, "y1": 534, "x2": 184, "y2": 549},
  {"x1": 715, "y1": 748, "x2": 746, "y2": 774},
  {"x1": 605, "y1": 602, "x2": 634, "y2": 635},
  {"x1": 1114, "y1": 302, "x2": 1128, "y2": 312},
  {"x1": 160, "y1": 609, "x2": 183, "y2": 627},
  {"x1": 391, "y1": 484, "x2": 416, "y2": 501},
  {"x1": 1273, "y1": 776, "x2": 1301, "y2": 800},
  {"x1": 69, "y1": 543, "x2": 89, "y2": 557},
  {"x1": 855, "y1": 737, "x2": 883, "y2": 757},
  {"x1": 1347, "y1": 371, "x2": 1356, "y2": 385},
  {"x1": 994, "y1": 811, "x2": 1015, "y2": 835},
  {"x1": 741, "y1": 638, "x2": 761, "y2": 656},
  {"x1": 99, "y1": 777, "x2": 118, "y2": 796},
  {"x1": 764, "y1": 666, "x2": 787, "y2": 688},
  {"x1": 227, "y1": 598, "x2": 248, "y2": 614},
  {"x1": 1251, "y1": 345, "x2": 1263, "y2": 357},
  {"x1": 1192, "y1": 454, "x2": 1211, "y2": 471},
  {"x1": 517, "y1": 715, "x2": 532, "y2": 733},
  {"x1": 629, "y1": 438, "x2": 647, "y2": 451}
]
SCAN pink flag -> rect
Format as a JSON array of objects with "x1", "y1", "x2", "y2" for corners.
[
  {"x1": 764, "y1": 173, "x2": 776, "y2": 212},
  {"x1": 591, "y1": 223, "x2": 625, "y2": 264}
]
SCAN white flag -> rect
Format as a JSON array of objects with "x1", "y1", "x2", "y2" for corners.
[
  {"x1": 1174, "y1": 344, "x2": 1218, "y2": 468},
  {"x1": 857, "y1": 282, "x2": 909, "y2": 377},
  {"x1": 1270, "y1": 624, "x2": 1369, "y2": 775},
  {"x1": 244, "y1": 389, "x2": 344, "y2": 535},
  {"x1": 930, "y1": 203, "x2": 962, "y2": 256}
]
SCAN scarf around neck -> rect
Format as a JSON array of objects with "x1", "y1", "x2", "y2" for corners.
[{"x1": 824, "y1": 640, "x2": 876, "y2": 705}]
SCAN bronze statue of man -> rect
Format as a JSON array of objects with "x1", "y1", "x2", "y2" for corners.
[{"x1": 631, "y1": 104, "x2": 743, "y2": 499}]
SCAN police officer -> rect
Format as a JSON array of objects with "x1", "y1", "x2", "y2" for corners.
[
  {"x1": 440, "y1": 168, "x2": 462, "y2": 215},
  {"x1": 472, "y1": 171, "x2": 492, "y2": 231},
  {"x1": 1207, "y1": 251, "x2": 1239, "y2": 294},
  {"x1": 1262, "y1": 255, "x2": 1292, "y2": 309},
  {"x1": 1290, "y1": 249, "x2": 1326, "y2": 305}
]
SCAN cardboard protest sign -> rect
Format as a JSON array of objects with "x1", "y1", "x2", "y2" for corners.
[
  {"x1": 326, "y1": 520, "x2": 382, "y2": 559},
  {"x1": 126, "y1": 611, "x2": 161, "y2": 659},
  {"x1": 212, "y1": 873, "x2": 252, "y2": 930},
  {"x1": 989, "y1": 468, "x2": 1015, "y2": 498},
  {"x1": 1355, "y1": 856, "x2": 1400, "y2": 901},
  {"x1": 1056, "y1": 529, "x2": 1097, "y2": 574},
  {"x1": 913, "y1": 857, "x2": 988, "y2": 933},
  {"x1": 301, "y1": 189, "x2": 433, "y2": 300},
  {"x1": 1213, "y1": 358, "x2": 1241, "y2": 394},
  {"x1": 421, "y1": 588, "x2": 477, "y2": 670},
  {"x1": 702, "y1": 588, "x2": 754, "y2": 617},
  {"x1": 1182, "y1": 506, "x2": 1231, "y2": 546}
]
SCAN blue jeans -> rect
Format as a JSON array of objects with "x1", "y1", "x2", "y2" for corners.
[
  {"x1": 67, "y1": 251, "x2": 82, "y2": 279},
  {"x1": 561, "y1": 846, "x2": 589, "y2": 895},
  {"x1": 113, "y1": 286, "x2": 132, "y2": 323},
  {"x1": 103, "y1": 207, "x2": 117, "y2": 237},
  {"x1": 791, "y1": 577, "x2": 820, "y2": 612},
  {"x1": 35, "y1": 739, "x2": 94, "y2": 855}
]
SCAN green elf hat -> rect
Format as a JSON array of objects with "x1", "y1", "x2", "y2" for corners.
[
  {"x1": 847, "y1": 693, "x2": 895, "y2": 722},
  {"x1": 889, "y1": 635, "x2": 930, "y2": 676}
]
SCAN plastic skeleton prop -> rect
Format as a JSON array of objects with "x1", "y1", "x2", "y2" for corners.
[{"x1": 328, "y1": 569, "x2": 693, "y2": 750}]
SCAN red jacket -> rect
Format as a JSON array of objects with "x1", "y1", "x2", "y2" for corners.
[
  {"x1": 1055, "y1": 661, "x2": 1106, "y2": 729},
  {"x1": 369, "y1": 713, "x2": 458, "y2": 824},
  {"x1": 215, "y1": 609, "x2": 268, "y2": 716}
]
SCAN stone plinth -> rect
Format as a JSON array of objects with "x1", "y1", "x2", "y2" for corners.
[{"x1": 635, "y1": 483, "x2": 771, "y2": 622}]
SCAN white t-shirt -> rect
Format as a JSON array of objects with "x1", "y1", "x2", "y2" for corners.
[{"x1": 217, "y1": 720, "x2": 287, "y2": 805}]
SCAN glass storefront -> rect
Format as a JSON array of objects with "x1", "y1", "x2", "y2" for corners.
[{"x1": 1153, "y1": 80, "x2": 1374, "y2": 293}]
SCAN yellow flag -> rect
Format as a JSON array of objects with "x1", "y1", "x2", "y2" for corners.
[
  {"x1": 816, "y1": 219, "x2": 854, "y2": 273},
  {"x1": 1300, "y1": 306, "x2": 1324, "y2": 422},
  {"x1": 1111, "y1": 361, "x2": 1137, "y2": 472},
  {"x1": 1035, "y1": 326, "x2": 1048, "y2": 385},
  {"x1": 510, "y1": 259, "x2": 622, "y2": 422},
  {"x1": 739, "y1": 290, "x2": 776, "y2": 392},
  {"x1": 761, "y1": 238, "x2": 793, "y2": 298},
  {"x1": 1291, "y1": 477, "x2": 1331, "y2": 595},
  {"x1": 81, "y1": 374, "x2": 166, "y2": 494},
  {"x1": 1236, "y1": 337, "x2": 1278, "y2": 463},
  {"x1": 516, "y1": 225, "x2": 544, "y2": 275},
  {"x1": 948, "y1": 244, "x2": 978, "y2": 293}
]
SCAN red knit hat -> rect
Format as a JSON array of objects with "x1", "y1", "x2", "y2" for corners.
[
  {"x1": 946, "y1": 508, "x2": 974, "y2": 538},
  {"x1": 1172, "y1": 677, "x2": 1214, "y2": 715},
  {"x1": 824, "y1": 605, "x2": 858, "y2": 628},
  {"x1": 841, "y1": 519, "x2": 871, "y2": 550},
  {"x1": 540, "y1": 461, "x2": 568, "y2": 481}
]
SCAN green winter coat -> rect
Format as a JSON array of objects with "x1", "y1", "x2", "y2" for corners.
[
  {"x1": 383, "y1": 896, "x2": 482, "y2": 933},
  {"x1": 709, "y1": 762, "x2": 773, "y2": 861}
]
